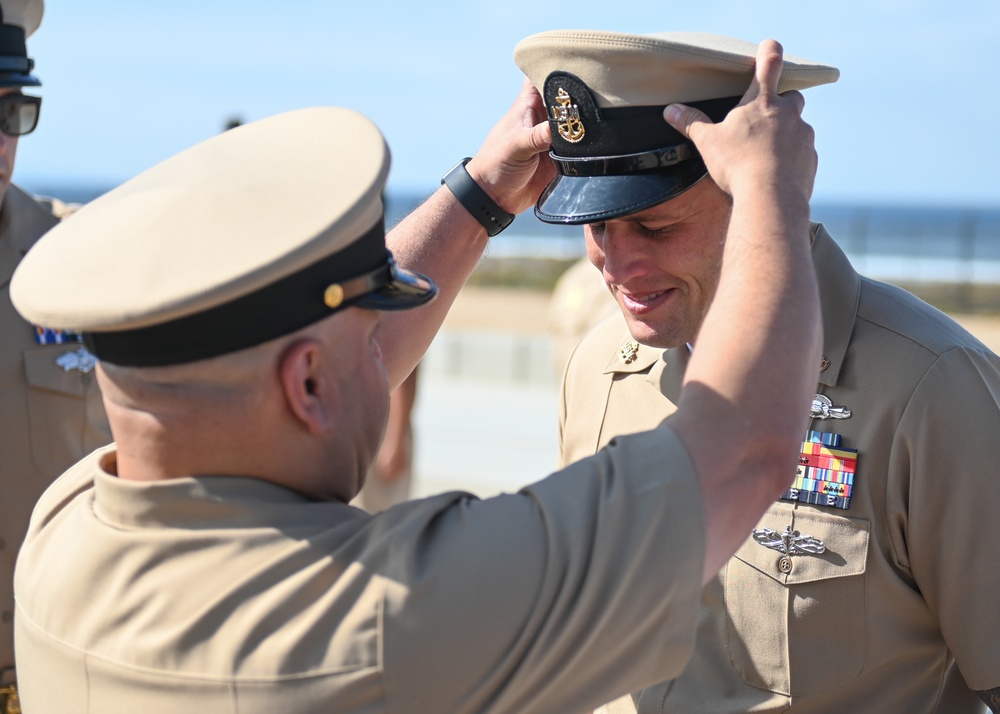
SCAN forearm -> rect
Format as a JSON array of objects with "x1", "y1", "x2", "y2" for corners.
[
  {"x1": 683, "y1": 184, "x2": 818, "y2": 438},
  {"x1": 382, "y1": 366, "x2": 419, "y2": 446},
  {"x1": 674, "y1": 186, "x2": 819, "y2": 581},
  {"x1": 378, "y1": 187, "x2": 490, "y2": 390},
  {"x1": 664, "y1": 40, "x2": 822, "y2": 582},
  {"x1": 376, "y1": 80, "x2": 552, "y2": 391}
]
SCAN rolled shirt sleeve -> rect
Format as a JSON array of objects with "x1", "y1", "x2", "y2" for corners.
[{"x1": 378, "y1": 423, "x2": 705, "y2": 713}]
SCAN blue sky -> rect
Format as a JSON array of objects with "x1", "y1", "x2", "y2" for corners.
[{"x1": 14, "y1": 0, "x2": 1000, "y2": 208}]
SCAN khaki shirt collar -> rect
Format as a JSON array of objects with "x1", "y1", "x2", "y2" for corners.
[
  {"x1": 600, "y1": 327, "x2": 689, "y2": 405},
  {"x1": 90, "y1": 450, "x2": 355, "y2": 531},
  {"x1": 602, "y1": 329, "x2": 663, "y2": 376},
  {"x1": 811, "y1": 222, "x2": 860, "y2": 387}
]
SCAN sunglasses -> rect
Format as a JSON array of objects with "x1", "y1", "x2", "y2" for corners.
[{"x1": 0, "y1": 93, "x2": 41, "y2": 137}]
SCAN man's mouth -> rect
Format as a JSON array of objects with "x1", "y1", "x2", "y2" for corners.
[{"x1": 617, "y1": 288, "x2": 674, "y2": 314}]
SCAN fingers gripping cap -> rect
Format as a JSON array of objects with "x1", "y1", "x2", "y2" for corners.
[
  {"x1": 514, "y1": 30, "x2": 840, "y2": 223},
  {"x1": 0, "y1": 0, "x2": 43, "y2": 86},
  {"x1": 10, "y1": 107, "x2": 437, "y2": 367}
]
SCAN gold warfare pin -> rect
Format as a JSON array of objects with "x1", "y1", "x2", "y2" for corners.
[
  {"x1": 619, "y1": 340, "x2": 639, "y2": 364},
  {"x1": 550, "y1": 88, "x2": 585, "y2": 143}
]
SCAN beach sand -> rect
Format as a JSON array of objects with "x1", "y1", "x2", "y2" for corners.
[
  {"x1": 411, "y1": 285, "x2": 1000, "y2": 498},
  {"x1": 443, "y1": 285, "x2": 1000, "y2": 352},
  {"x1": 441, "y1": 287, "x2": 555, "y2": 334}
]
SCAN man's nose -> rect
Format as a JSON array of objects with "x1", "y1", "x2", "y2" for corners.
[{"x1": 600, "y1": 225, "x2": 651, "y2": 285}]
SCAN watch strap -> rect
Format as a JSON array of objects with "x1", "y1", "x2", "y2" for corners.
[{"x1": 441, "y1": 157, "x2": 514, "y2": 237}]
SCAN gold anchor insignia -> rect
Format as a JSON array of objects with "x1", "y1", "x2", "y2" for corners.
[
  {"x1": 619, "y1": 340, "x2": 639, "y2": 364},
  {"x1": 0, "y1": 684, "x2": 20, "y2": 714},
  {"x1": 550, "y1": 88, "x2": 585, "y2": 143}
]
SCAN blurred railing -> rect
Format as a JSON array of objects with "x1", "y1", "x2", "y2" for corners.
[
  {"x1": 810, "y1": 205, "x2": 1000, "y2": 313},
  {"x1": 473, "y1": 203, "x2": 1000, "y2": 314}
]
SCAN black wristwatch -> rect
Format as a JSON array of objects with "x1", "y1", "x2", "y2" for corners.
[{"x1": 441, "y1": 157, "x2": 514, "y2": 237}]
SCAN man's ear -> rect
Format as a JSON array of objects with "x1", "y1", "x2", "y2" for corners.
[{"x1": 278, "y1": 338, "x2": 331, "y2": 435}]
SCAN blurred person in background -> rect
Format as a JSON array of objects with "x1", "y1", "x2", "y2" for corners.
[
  {"x1": 548, "y1": 256, "x2": 619, "y2": 376},
  {"x1": 0, "y1": 1, "x2": 110, "y2": 710},
  {"x1": 352, "y1": 365, "x2": 419, "y2": 512}
]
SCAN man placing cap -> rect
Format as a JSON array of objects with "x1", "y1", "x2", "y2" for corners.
[
  {"x1": 516, "y1": 29, "x2": 1000, "y2": 713},
  {"x1": 12, "y1": 43, "x2": 820, "y2": 712},
  {"x1": 0, "y1": 1, "x2": 110, "y2": 709}
]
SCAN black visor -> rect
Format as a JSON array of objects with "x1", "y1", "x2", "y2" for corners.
[
  {"x1": 354, "y1": 260, "x2": 437, "y2": 311},
  {"x1": 536, "y1": 158, "x2": 710, "y2": 224}
]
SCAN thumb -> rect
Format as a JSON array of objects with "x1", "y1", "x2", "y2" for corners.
[
  {"x1": 509, "y1": 119, "x2": 551, "y2": 162},
  {"x1": 664, "y1": 103, "x2": 712, "y2": 141},
  {"x1": 526, "y1": 120, "x2": 552, "y2": 154}
]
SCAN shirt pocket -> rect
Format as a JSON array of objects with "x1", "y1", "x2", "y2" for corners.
[
  {"x1": 23, "y1": 346, "x2": 109, "y2": 477},
  {"x1": 725, "y1": 504, "x2": 870, "y2": 697}
]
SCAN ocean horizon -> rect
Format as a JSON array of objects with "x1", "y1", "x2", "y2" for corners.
[{"x1": 22, "y1": 182, "x2": 1000, "y2": 286}]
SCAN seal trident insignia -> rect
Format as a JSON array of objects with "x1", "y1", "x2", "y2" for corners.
[{"x1": 550, "y1": 88, "x2": 585, "y2": 143}]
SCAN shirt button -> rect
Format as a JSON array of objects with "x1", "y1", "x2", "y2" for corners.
[
  {"x1": 1, "y1": 611, "x2": 11, "y2": 624},
  {"x1": 778, "y1": 555, "x2": 793, "y2": 574}
]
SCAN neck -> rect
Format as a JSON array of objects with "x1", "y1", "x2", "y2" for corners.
[{"x1": 108, "y1": 401, "x2": 274, "y2": 482}]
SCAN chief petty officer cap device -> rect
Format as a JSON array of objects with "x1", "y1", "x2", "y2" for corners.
[
  {"x1": 0, "y1": 0, "x2": 42, "y2": 86},
  {"x1": 514, "y1": 30, "x2": 840, "y2": 225},
  {"x1": 10, "y1": 107, "x2": 437, "y2": 367}
]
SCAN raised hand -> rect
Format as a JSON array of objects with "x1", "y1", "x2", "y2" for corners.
[
  {"x1": 465, "y1": 77, "x2": 554, "y2": 216},
  {"x1": 664, "y1": 39, "x2": 817, "y2": 204}
]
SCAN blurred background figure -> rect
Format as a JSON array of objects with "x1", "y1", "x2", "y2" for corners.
[
  {"x1": 351, "y1": 365, "x2": 419, "y2": 512},
  {"x1": 548, "y1": 256, "x2": 619, "y2": 375},
  {"x1": 0, "y1": 2, "x2": 110, "y2": 711}
]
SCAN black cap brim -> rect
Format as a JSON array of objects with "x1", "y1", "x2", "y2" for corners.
[
  {"x1": 354, "y1": 265, "x2": 437, "y2": 311},
  {"x1": 0, "y1": 72, "x2": 39, "y2": 87},
  {"x1": 535, "y1": 159, "x2": 709, "y2": 225}
]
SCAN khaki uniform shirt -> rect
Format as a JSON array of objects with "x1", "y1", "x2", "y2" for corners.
[
  {"x1": 560, "y1": 224, "x2": 1000, "y2": 713},
  {"x1": 15, "y1": 423, "x2": 704, "y2": 713},
  {"x1": 0, "y1": 185, "x2": 110, "y2": 674}
]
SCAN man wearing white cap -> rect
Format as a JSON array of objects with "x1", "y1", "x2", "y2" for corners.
[
  {"x1": 0, "y1": 1, "x2": 109, "y2": 710},
  {"x1": 12, "y1": 43, "x2": 822, "y2": 712},
  {"x1": 516, "y1": 30, "x2": 1000, "y2": 713}
]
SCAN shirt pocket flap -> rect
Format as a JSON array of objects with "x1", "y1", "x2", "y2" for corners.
[
  {"x1": 24, "y1": 346, "x2": 89, "y2": 397},
  {"x1": 734, "y1": 506, "x2": 870, "y2": 585}
]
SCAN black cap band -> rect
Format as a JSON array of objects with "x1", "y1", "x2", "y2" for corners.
[
  {"x1": 0, "y1": 22, "x2": 27, "y2": 62},
  {"x1": 83, "y1": 217, "x2": 436, "y2": 367},
  {"x1": 550, "y1": 141, "x2": 699, "y2": 177}
]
